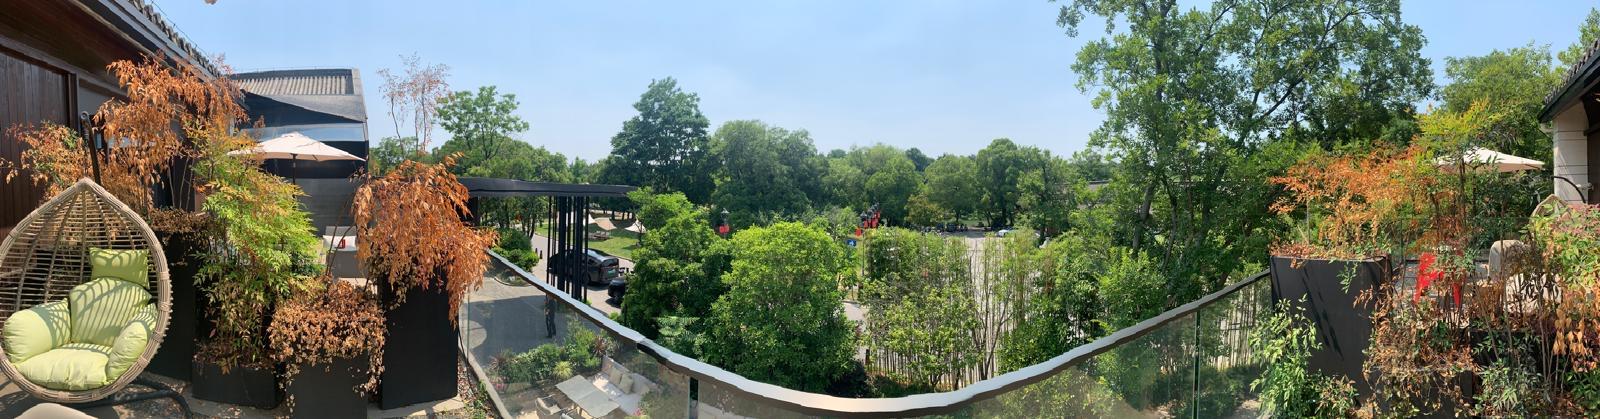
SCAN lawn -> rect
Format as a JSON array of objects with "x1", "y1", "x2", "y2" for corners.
[{"x1": 536, "y1": 219, "x2": 641, "y2": 261}]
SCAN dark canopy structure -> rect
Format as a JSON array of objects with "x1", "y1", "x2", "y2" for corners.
[{"x1": 460, "y1": 177, "x2": 636, "y2": 300}]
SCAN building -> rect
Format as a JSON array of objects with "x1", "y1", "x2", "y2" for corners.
[
  {"x1": 234, "y1": 68, "x2": 370, "y2": 231},
  {"x1": 0, "y1": 0, "x2": 217, "y2": 237},
  {"x1": 1542, "y1": 39, "x2": 1600, "y2": 204}
]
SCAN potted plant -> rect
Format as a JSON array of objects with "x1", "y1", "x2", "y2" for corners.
[
  {"x1": 189, "y1": 136, "x2": 324, "y2": 408},
  {"x1": 1268, "y1": 145, "x2": 1446, "y2": 396},
  {"x1": 354, "y1": 156, "x2": 497, "y2": 408},
  {"x1": 269, "y1": 279, "x2": 384, "y2": 418}
]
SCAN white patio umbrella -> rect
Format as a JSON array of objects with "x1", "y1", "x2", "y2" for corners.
[
  {"x1": 1435, "y1": 147, "x2": 1544, "y2": 173},
  {"x1": 229, "y1": 131, "x2": 364, "y2": 184}
]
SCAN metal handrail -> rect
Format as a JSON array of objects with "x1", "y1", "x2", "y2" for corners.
[{"x1": 481, "y1": 250, "x2": 1270, "y2": 417}]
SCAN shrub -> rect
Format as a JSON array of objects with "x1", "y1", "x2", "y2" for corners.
[
  {"x1": 269, "y1": 280, "x2": 385, "y2": 400},
  {"x1": 1251, "y1": 300, "x2": 1357, "y2": 418}
]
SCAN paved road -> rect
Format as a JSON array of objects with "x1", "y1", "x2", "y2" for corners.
[{"x1": 525, "y1": 232, "x2": 632, "y2": 316}]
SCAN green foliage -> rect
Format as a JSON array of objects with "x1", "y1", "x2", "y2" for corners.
[
  {"x1": 1440, "y1": 44, "x2": 1562, "y2": 163},
  {"x1": 655, "y1": 316, "x2": 704, "y2": 358},
  {"x1": 922, "y1": 154, "x2": 981, "y2": 223},
  {"x1": 620, "y1": 193, "x2": 727, "y2": 337},
  {"x1": 492, "y1": 227, "x2": 539, "y2": 271},
  {"x1": 703, "y1": 222, "x2": 855, "y2": 392},
  {"x1": 858, "y1": 228, "x2": 978, "y2": 388},
  {"x1": 370, "y1": 136, "x2": 423, "y2": 175},
  {"x1": 1058, "y1": 0, "x2": 1433, "y2": 307},
  {"x1": 436, "y1": 85, "x2": 531, "y2": 173},
  {"x1": 1250, "y1": 301, "x2": 1357, "y2": 418},
  {"x1": 195, "y1": 142, "x2": 322, "y2": 368},
  {"x1": 1096, "y1": 248, "x2": 1163, "y2": 330},
  {"x1": 998, "y1": 233, "x2": 1106, "y2": 371},
  {"x1": 708, "y1": 120, "x2": 826, "y2": 227},
  {"x1": 975, "y1": 138, "x2": 1044, "y2": 228},
  {"x1": 629, "y1": 189, "x2": 696, "y2": 231},
  {"x1": 1559, "y1": 8, "x2": 1600, "y2": 69},
  {"x1": 600, "y1": 78, "x2": 714, "y2": 203},
  {"x1": 497, "y1": 320, "x2": 612, "y2": 386}
]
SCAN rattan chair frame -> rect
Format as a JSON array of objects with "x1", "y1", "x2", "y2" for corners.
[{"x1": 0, "y1": 178, "x2": 171, "y2": 403}]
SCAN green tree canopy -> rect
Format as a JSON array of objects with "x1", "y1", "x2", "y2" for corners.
[
  {"x1": 1559, "y1": 8, "x2": 1600, "y2": 69},
  {"x1": 708, "y1": 120, "x2": 825, "y2": 227},
  {"x1": 600, "y1": 78, "x2": 714, "y2": 202},
  {"x1": 435, "y1": 85, "x2": 529, "y2": 173},
  {"x1": 923, "y1": 154, "x2": 981, "y2": 223},
  {"x1": 1059, "y1": 0, "x2": 1432, "y2": 301},
  {"x1": 619, "y1": 191, "x2": 729, "y2": 338},
  {"x1": 976, "y1": 138, "x2": 1044, "y2": 228},
  {"x1": 704, "y1": 222, "x2": 855, "y2": 392},
  {"x1": 1439, "y1": 44, "x2": 1562, "y2": 162}
]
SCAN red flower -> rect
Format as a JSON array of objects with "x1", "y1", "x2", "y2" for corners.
[{"x1": 1415, "y1": 252, "x2": 1442, "y2": 304}]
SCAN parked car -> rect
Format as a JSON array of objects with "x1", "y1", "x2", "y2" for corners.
[{"x1": 550, "y1": 248, "x2": 623, "y2": 285}]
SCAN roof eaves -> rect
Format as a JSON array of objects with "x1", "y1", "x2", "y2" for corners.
[{"x1": 1541, "y1": 38, "x2": 1600, "y2": 122}]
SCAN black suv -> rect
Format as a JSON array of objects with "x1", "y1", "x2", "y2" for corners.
[{"x1": 550, "y1": 248, "x2": 624, "y2": 286}]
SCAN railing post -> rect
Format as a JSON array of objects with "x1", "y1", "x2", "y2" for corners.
[{"x1": 1193, "y1": 306, "x2": 1201, "y2": 419}]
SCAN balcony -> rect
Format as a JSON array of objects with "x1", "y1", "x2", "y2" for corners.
[{"x1": 466, "y1": 250, "x2": 1273, "y2": 418}]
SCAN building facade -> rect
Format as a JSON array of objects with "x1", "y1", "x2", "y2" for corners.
[
  {"x1": 0, "y1": 0, "x2": 217, "y2": 236},
  {"x1": 1543, "y1": 40, "x2": 1600, "y2": 204},
  {"x1": 234, "y1": 68, "x2": 370, "y2": 230}
]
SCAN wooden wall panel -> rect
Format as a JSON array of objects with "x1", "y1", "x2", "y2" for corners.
[{"x1": 0, "y1": 49, "x2": 69, "y2": 230}]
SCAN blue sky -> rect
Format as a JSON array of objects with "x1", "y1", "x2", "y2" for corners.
[{"x1": 156, "y1": 0, "x2": 1598, "y2": 161}]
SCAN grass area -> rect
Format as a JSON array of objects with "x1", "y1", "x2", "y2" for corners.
[
  {"x1": 534, "y1": 218, "x2": 641, "y2": 261},
  {"x1": 587, "y1": 228, "x2": 640, "y2": 260}
]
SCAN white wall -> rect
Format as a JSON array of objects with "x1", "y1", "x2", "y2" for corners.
[{"x1": 1553, "y1": 103, "x2": 1590, "y2": 203}]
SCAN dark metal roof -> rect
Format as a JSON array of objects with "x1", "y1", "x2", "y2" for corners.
[
  {"x1": 77, "y1": 0, "x2": 219, "y2": 77},
  {"x1": 235, "y1": 69, "x2": 358, "y2": 95},
  {"x1": 236, "y1": 69, "x2": 368, "y2": 123},
  {"x1": 1541, "y1": 38, "x2": 1600, "y2": 121},
  {"x1": 459, "y1": 177, "x2": 636, "y2": 198}
]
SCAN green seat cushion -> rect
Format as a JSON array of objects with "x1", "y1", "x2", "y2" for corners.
[
  {"x1": 13, "y1": 343, "x2": 112, "y2": 391},
  {"x1": 88, "y1": 248, "x2": 148, "y2": 288},
  {"x1": 105, "y1": 305, "x2": 156, "y2": 379},
  {"x1": 3, "y1": 301, "x2": 71, "y2": 364},
  {"x1": 68, "y1": 278, "x2": 152, "y2": 347}
]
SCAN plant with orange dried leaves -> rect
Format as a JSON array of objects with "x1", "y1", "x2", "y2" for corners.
[
  {"x1": 1268, "y1": 144, "x2": 1444, "y2": 261},
  {"x1": 353, "y1": 155, "x2": 497, "y2": 319}
]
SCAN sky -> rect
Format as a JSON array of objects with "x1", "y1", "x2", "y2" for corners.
[{"x1": 154, "y1": 0, "x2": 1599, "y2": 162}]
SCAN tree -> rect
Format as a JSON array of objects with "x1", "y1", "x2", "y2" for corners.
[
  {"x1": 823, "y1": 157, "x2": 866, "y2": 210},
  {"x1": 619, "y1": 190, "x2": 729, "y2": 338},
  {"x1": 975, "y1": 139, "x2": 1042, "y2": 228},
  {"x1": 370, "y1": 136, "x2": 422, "y2": 175},
  {"x1": 708, "y1": 120, "x2": 819, "y2": 227},
  {"x1": 905, "y1": 147, "x2": 932, "y2": 172},
  {"x1": 602, "y1": 78, "x2": 714, "y2": 202},
  {"x1": 377, "y1": 54, "x2": 450, "y2": 150},
  {"x1": 1059, "y1": 0, "x2": 1432, "y2": 302},
  {"x1": 629, "y1": 189, "x2": 695, "y2": 231},
  {"x1": 863, "y1": 154, "x2": 922, "y2": 224},
  {"x1": 435, "y1": 86, "x2": 530, "y2": 172},
  {"x1": 1019, "y1": 153, "x2": 1081, "y2": 238},
  {"x1": 703, "y1": 222, "x2": 855, "y2": 392},
  {"x1": 998, "y1": 233, "x2": 1107, "y2": 372},
  {"x1": 923, "y1": 154, "x2": 981, "y2": 223},
  {"x1": 858, "y1": 228, "x2": 980, "y2": 388},
  {"x1": 1559, "y1": 8, "x2": 1600, "y2": 69},
  {"x1": 1439, "y1": 45, "x2": 1561, "y2": 163},
  {"x1": 903, "y1": 187, "x2": 945, "y2": 228}
]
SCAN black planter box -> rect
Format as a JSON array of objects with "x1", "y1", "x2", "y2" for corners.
[
  {"x1": 192, "y1": 359, "x2": 280, "y2": 409},
  {"x1": 378, "y1": 283, "x2": 458, "y2": 409},
  {"x1": 1269, "y1": 256, "x2": 1391, "y2": 398},
  {"x1": 287, "y1": 355, "x2": 370, "y2": 419},
  {"x1": 149, "y1": 233, "x2": 201, "y2": 380}
]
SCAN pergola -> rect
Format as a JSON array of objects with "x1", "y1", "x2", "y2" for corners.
[{"x1": 458, "y1": 177, "x2": 635, "y2": 300}]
